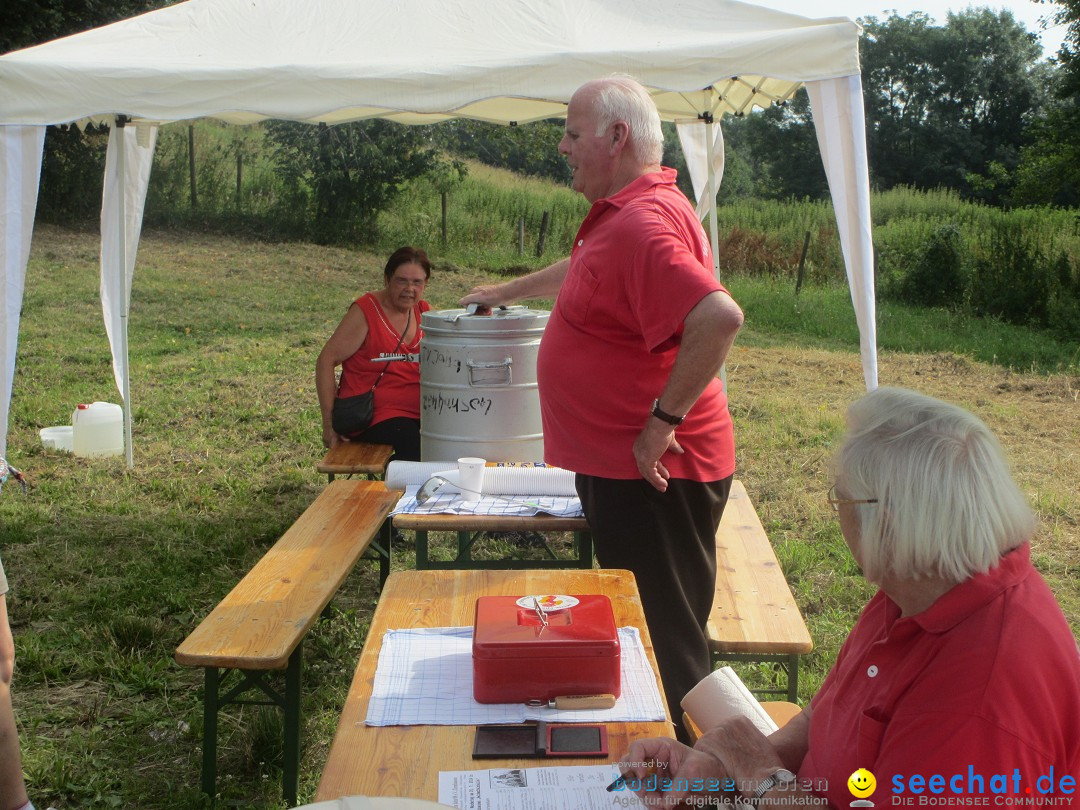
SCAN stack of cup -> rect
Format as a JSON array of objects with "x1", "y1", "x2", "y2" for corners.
[{"x1": 457, "y1": 457, "x2": 486, "y2": 496}]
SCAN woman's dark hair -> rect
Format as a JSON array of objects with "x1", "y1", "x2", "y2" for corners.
[{"x1": 384, "y1": 246, "x2": 432, "y2": 281}]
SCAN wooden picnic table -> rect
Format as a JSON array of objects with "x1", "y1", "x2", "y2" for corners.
[{"x1": 315, "y1": 568, "x2": 672, "y2": 802}]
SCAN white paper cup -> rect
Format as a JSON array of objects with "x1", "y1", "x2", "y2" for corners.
[{"x1": 457, "y1": 457, "x2": 486, "y2": 495}]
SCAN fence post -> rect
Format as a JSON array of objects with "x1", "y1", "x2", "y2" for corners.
[
  {"x1": 188, "y1": 125, "x2": 198, "y2": 210},
  {"x1": 518, "y1": 217, "x2": 525, "y2": 255},
  {"x1": 535, "y1": 211, "x2": 550, "y2": 257},
  {"x1": 441, "y1": 192, "x2": 448, "y2": 245},
  {"x1": 795, "y1": 230, "x2": 811, "y2": 295},
  {"x1": 235, "y1": 150, "x2": 243, "y2": 209}
]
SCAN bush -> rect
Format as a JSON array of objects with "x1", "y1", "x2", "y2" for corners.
[
  {"x1": 1046, "y1": 252, "x2": 1080, "y2": 340},
  {"x1": 968, "y1": 226, "x2": 1055, "y2": 326},
  {"x1": 893, "y1": 223, "x2": 967, "y2": 309},
  {"x1": 37, "y1": 125, "x2": 109, "y2": 225}
]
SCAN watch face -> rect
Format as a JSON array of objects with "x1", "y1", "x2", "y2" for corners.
[
  {"x1": 774, "y1": 768, "x2": 797, "y2": 786},
  {"x1": 756, "y1": 769, "x2": 798, "y2": 801}
]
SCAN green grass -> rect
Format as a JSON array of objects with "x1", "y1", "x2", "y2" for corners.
[
  {"x1": 2, "y1": 225, "x2": 1076, "y2": 808},
  {"x1": 730, "y1": 278, "x2": 1080, "y2": 373}
]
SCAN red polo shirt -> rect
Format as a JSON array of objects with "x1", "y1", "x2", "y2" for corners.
[
  {"x1": 537, "y1": 168, "x2": 735, "y2": 481},
  {"x1": 799, "y1": 544, "x2": 1080, "y2": 807}
]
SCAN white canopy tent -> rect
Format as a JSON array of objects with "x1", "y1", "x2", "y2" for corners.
[{"x1": 0, "y1": 0, "x2": 877, "y2": 465}]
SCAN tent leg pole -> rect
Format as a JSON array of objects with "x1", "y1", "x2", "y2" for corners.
[
  {"x1": 115, "y1": 118, "x2": 134, "y2": 469},
  {"x1": 704, "y1": 119, "x2": 727, "y2": 392}
]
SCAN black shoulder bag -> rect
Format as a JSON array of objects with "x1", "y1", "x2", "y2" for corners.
[{"x1": 331, "y1": 307, "x2": 411, "y2": 437}]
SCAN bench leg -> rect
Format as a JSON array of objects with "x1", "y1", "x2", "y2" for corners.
[
  {"x1": 786, "y1": 655, "x2": 799, "y2": 703},
  {"x1": 201, "y1": 667, "x2": 220, "y2": 801},
  {"x1": 282, "y1": 646, "x2": 303, "y2": 807},
  {"x1": 379, "y1": 518, "x2": 392, "y2": 586}
]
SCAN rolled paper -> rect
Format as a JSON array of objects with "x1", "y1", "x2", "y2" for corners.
[
  {"x1": 680, "y1": 666, "x2": 778, "y2": 736},
  {"x1": 385, "y1": 460, "x2": 577, "y2": 496},
  {"x1": 385, "y1": 461, "x2": 459, "y2": 490}
]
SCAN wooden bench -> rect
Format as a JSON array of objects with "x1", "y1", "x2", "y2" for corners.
[
  {"x1": 175, "y1": 479, "x2": 399, "y2": 806},
  {"x1": 316, "y1": 441, "x2": 393, "y2": 482},
  {"x1": 707, "y1": 479, "x2": 813, "y2": 703}
]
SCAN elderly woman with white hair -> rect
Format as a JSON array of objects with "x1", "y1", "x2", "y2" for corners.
[{"x1": 618, "y1": 387, "x2": 1080, "y2": 808}]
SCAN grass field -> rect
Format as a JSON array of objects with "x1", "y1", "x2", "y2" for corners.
[{"x1": 1, "y1": 225, "x2": 1077, "y2": 808}]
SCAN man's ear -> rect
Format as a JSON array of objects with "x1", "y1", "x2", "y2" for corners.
[{"x1": 608, "y1": 121, "x2": 630, "y2": 156}]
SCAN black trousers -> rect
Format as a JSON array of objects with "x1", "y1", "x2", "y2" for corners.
[
  {"x1": 358, "y1": 417, "x2": 421, "y2": 461},
  {"x1": 576, "y1": 473, "x2": 733, "y2": 732}
]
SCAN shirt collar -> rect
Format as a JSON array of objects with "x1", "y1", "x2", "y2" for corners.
[
  {"x1": 592, "y1": 167, "x2": 678, "y2": 212},
  {"x1": 882, "y1": 543, "x2": 1032, "y2": 634}
]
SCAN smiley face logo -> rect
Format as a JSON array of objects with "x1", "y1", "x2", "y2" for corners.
[{"x1": 848, "y1": 768, "x2": 877, "y2": 799}]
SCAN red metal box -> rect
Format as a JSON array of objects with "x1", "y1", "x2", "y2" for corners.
[{"x1": 472, "y1": 594, "x2": 621, "y2": 704}]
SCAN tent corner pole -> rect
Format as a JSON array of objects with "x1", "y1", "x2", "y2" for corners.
[
  {"x1": 115, "y1": 116, "x2": 134, "y2": 469},
  {"x1": 703, "y1": 114, "x2": 726, "y2": 391}
]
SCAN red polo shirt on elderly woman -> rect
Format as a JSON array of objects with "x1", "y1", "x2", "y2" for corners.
[{"x1": 799, "y1": 543, "x2": 1080, "y2": 807}]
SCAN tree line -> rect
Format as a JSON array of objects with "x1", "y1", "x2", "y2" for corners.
[{"x1": 3, "y1": 1, "x2": 1080, "y2": 232}]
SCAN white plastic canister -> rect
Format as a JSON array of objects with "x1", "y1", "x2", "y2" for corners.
[
  {"x1": 71, "y1": 402, "x2": 124, "y2": 458},
  {"x1": 419, "y1": 307, "x2": 549, "y2": 462}
]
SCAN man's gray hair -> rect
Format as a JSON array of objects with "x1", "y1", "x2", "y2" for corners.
[
  {"x1": 591, "y1": 75, "x2": 664, "y2": 166},
  {"x1": 832, "y1": 387, "x2": 1035, "y2": 584}
]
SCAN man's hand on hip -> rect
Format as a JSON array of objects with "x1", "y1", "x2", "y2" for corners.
[{"x1": 634, "y1": 420, "x2": 683, "y2": 492}]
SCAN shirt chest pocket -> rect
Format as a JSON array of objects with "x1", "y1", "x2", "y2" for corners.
[
  {"x1": 557, "y1": 261, "x2": 600, "y2": 327},
  {"x1": 856, "y1": 710, "x2": 887, "y2": 764}
]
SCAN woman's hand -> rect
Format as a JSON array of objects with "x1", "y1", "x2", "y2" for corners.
[
  {"x1": 322, "y1": 425, "x2": 347, "y2": 450},
  {"x1": 616, "y1": 737, "x2": 732, "y2": 806},
  {"x1": 696, "y1": 716, "x2": 789, "y2": 800}
]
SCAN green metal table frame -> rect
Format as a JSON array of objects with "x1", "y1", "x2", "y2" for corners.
[{"x1": 402, "y1": 522, "x2": 593, "y2": 570}]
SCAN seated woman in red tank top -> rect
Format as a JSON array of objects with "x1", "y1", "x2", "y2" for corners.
[{"x1": 316, "y1": 246, "x2": 432, "y2": 461}]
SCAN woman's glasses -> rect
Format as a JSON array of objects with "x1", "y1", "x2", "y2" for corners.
[{"x1": 826, "y1": 484, "x2": 878, "y2": 513}]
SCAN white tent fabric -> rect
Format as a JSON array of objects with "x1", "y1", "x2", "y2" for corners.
[
  {"x1": 0, "y1": 126, "x2": 45, "y2": 461},
  {"x1": 0, "y1": 0, "x2": 861, "y2": 127},
  {"x1": 101, "y1": 123, "x2": 158, "y2": 466},
  {"x1": 676, "y1": 123, "x2": 727, "y2": 224},
  {"x1": 806, "y1": 77, "x2": 878, "y2": 389},
  {"x1": 0, "y1": 0, "x2": 877, "y2": 464}
]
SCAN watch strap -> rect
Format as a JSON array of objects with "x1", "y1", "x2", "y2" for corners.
[
  {"x1": 651, "y1": 398, "x2": 684, "y2": 426},
  {"x1": 751, "y1": 768, "x2": 797, "y2": 807}
]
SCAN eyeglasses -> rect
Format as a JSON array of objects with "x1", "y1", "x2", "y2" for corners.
[
  {"x1": 415, "y1": 475, "x2": 543, "y2": 511},
  {"x1": 826, "y1": 484, "x2": 878, "y2": 513}
]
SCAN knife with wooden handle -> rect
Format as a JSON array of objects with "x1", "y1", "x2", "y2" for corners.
[{"x1": 526, "y1": 694, "x2": 616, "y2": 709}]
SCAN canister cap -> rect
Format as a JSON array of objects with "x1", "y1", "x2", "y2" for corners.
[{"x1": 421, "y1": 306, "x2": 549, "y2": 334}]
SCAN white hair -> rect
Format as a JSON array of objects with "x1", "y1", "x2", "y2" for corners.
[
  {"x1": 832, "y1": 387, "x2": 1035, "y2": 584},
  {"x1": 589, "y1": 75, "x2": 664, "y2": 166}
]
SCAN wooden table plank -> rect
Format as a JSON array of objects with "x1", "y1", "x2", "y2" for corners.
[{"x1": 315, "y1": 568, "x2": 672, "y2": 802}]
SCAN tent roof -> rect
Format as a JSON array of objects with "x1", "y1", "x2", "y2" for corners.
[{"x1": 0, "y1": 0, "x2": 861, "y2": 127}]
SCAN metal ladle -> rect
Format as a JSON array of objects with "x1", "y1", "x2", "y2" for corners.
[{"x1": 414, "y1": 474, "x2": 545, "y2": 511}]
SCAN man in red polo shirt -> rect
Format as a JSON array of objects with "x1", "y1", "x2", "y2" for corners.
[{"x1": 461, "y1": 75, "x2": 744, "y2": 726}]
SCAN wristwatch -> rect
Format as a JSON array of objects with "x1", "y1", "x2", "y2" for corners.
[
  {"x1": 751, "y1": 768, "x2": 797, "y2": 806},
  {"x1": 651, "y1": 398, "x2": 685, "y2": 426}
]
